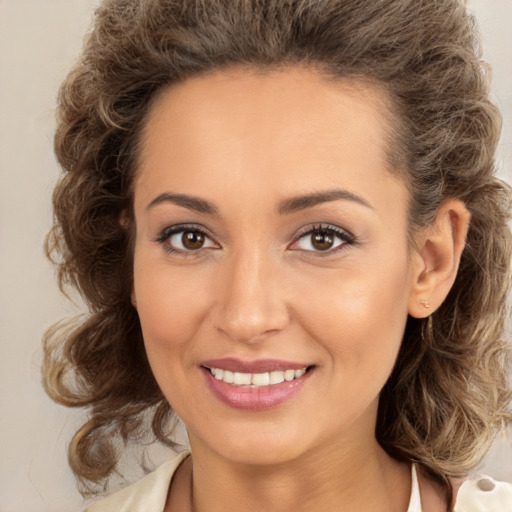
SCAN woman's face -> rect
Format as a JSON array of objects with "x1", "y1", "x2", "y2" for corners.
[{"x1": 132, "y1": 67, "x2": 417, "y2": 465}]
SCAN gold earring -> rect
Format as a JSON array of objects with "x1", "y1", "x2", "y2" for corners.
[{"x1": 420, "y1": 300, "x2": 430, "y2": 309}]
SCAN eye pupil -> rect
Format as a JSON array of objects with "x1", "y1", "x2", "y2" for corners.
[
  {"x1": 182, "y1": 230, "x2": 204, "y2": 250},
  {"x1": 312, "y1": 230, "x2": 334, "y2": 251}
]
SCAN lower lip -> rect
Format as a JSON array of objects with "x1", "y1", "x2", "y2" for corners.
[{"x1": 202, "y1": 367, "x2": 312, "y2": 411}]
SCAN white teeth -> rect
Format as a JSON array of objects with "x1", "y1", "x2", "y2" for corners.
[
  {"x1": 212, "y1": 368, "x2": 224, "y2": 380},
  {"x1": 208, "y1": 366, "x2": 308, "y2": 387},
  {"x1": 284, "y1": 369, "x2": 295, "y2": 381},
  {"x1": 252, "y1": 372, "x2": 270, "y2": 386},
  {"x1": 233, "y1": 372, "x2": 252, "y2": 385},
  {"x1": 223, "y1": 370, "x2": 234, "y2": 384},
  {"x1": 269, "y1": 371, "x2": 285, "y2": 384}
]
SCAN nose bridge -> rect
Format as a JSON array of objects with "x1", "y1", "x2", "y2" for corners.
[{"x1": 214, "y1": 243, "x2": 288, "y2": 344}]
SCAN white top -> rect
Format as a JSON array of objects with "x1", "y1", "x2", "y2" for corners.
[
  {"x1": 84, "y1": 451, "x2": 512, "y2": 512},
  {"x1": 408, "y1": 464, "x2": 422, "y2": 512}
]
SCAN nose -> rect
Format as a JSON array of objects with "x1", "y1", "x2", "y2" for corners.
[{"x1": 212, "y1": 247, "x2": 290, "y2": 345}]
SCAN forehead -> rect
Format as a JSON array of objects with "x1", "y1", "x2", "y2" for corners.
[
  {"x1": 138, "y1": 66, "x2": 394, "y2": 163},
  {"x1": 134, "y1": 66, "x2": 406, "y2": 219}
]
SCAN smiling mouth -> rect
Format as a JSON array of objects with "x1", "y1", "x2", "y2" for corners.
[
  {"x1": 204, "y1": 366, "x2": 309, "y2": 387},
  {"x1": 200, "y1": 360, "x2": 314, "y2": 410}
]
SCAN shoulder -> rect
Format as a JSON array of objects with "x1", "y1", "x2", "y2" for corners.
[
  {"x1": 454, "y1": 474, "x2": 512, "y2": 512},
  {"x1": 83, "y1": 450, "x2": 190, "y2": 512}
]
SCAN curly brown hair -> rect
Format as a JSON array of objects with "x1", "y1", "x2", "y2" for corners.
[{"x1": 43, "y1": 0, "x2": 512, "y2": 505}]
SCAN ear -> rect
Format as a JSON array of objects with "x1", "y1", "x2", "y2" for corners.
[
  {"x1": 119, "y1": 207, "x2": 131, "y2": 231},
  {"x1": 408, "y1": 199, "x2": 470, "y2": 318}
]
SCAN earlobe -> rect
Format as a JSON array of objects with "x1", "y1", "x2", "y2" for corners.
[
  {"x1": 119, "y1": 208, "x2": 131, "y2": 231},
  {"x1": 408, "y1": 199, "x2": 470, "y2": 319}
]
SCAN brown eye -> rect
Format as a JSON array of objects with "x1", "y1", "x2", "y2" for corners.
[
  {"x1": 182, "y1": 230, "x2": 205, "y2": 250},
  {"x1": 291, "y1": 225, "x2": 354, "y2": 254},
  {"x1": 158, "y1": 225, "x2": 219, "y2": 254},
  {"x1": 311, "y1": 230, "x2": 334, "y2": 251}
]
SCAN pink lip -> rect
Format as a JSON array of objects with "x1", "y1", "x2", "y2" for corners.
[
  {"x1": 201, "y1": 358, "x2": 309, "y2": 373},
  {"x1": 200, "y1": 359, "x2": 313, "y2": 411}
]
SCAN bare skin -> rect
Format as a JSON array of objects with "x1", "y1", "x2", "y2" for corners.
[
  {"x1": 165, "y1": 445, "x2": 412, "y2": 512},
  {"x1": 131, "y1": 66, "x2": 469, "y2": 512},
  {"x1": 166, "y1": 457, "x2": 455, "y2": 512}
]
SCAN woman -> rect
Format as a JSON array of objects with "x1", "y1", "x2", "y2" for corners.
[{"x1": 43, "y1": 0, "x2": 512, "y2": 511}]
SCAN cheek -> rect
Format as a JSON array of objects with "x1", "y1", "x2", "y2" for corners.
[
  {"x1": 294, "y1": 250, "x2": 411, "y2": 377},
  {"x1": 133, "y1": 254, "x2": 211, "y2": 358}
]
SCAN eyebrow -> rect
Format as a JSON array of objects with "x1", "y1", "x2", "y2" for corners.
[
  {"x1": 147, "y1": 192, "x2": 219, "y2": 215},
  {"x1": 277, "y1": 189, "x2": 373, "y2": 215},
  {"x1": 146, "y1": 188, "x2": 373, "y2": 216}
]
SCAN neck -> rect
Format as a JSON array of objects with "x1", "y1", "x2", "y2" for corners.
[{"x1": 180, "y1": 431, "x2": 410, "y2": 512}]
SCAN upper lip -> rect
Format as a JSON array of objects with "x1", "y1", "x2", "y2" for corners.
[{"x1": 201, "y1": 358, "x2": 310, "y2": 373}]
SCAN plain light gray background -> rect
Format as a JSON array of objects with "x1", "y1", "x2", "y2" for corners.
[{"x1": 0, "y1": 1, "x2": 511, "y2": 511}]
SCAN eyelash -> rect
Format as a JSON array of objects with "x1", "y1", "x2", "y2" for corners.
[
  {"x1": 154, "y1": 223, "x2": 356, "y2": 257},
  {"x1": 155, "y1": 224, "x2": 215, "y2": 257},
  {"x1": 291, "y1": 224, "x2": 356, "y2": 256}
]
